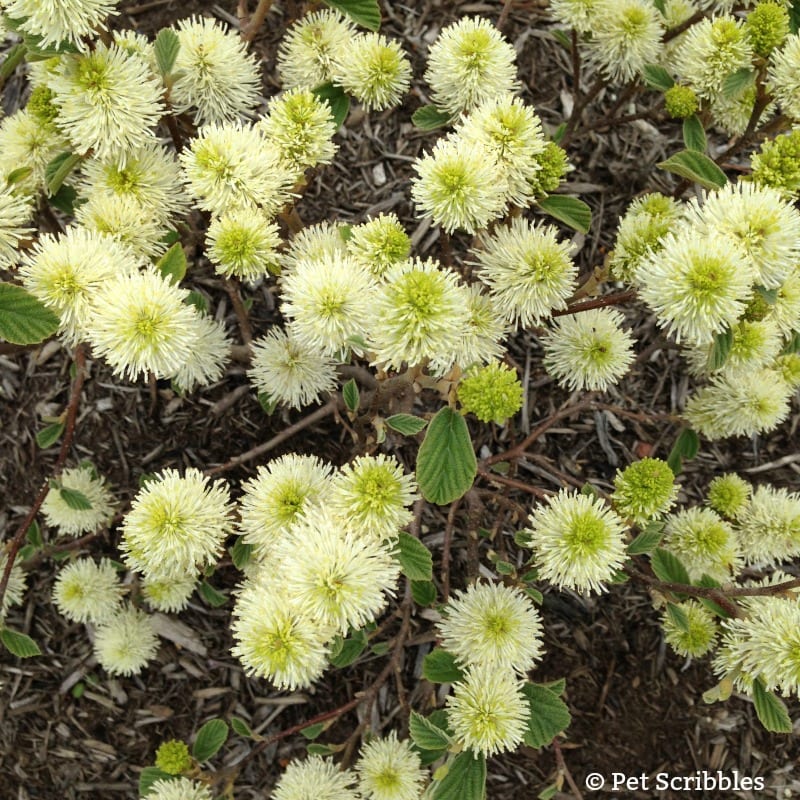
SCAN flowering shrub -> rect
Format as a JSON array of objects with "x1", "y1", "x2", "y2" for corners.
[{"x1": 1, "y1": 0, "x2": 800, "y2": 797}]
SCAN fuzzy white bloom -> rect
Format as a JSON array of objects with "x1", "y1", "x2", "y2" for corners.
[
  {"x1": 524, "y1": 490, "x2": 628, "y2": 594},
  {"x1": 0, "y1": 109, "x2": 67, "y2": 195},
  {"x1": 0, "y1": 552, "x2": 27, "y2": 622},
  {"x1": 411, "y1": 137, "x2": 507, "y2": 234},
  {"x1": 638, "y1": 229, "x2": 754, "y2": 347},
  {"x1": 171, "y1": 16, "x2": 261, "y2": 125},
  {"x1": 424, "y1": 17, "x2": 519, "y2": 115},
  {"x1": 1, "y1": 0, "x2": 116, "y2": 50},
  {"x1": 736, "y1": 485, "x2": 800, "y2": 566},
  {"x1": 206, "y1": 207, "x2": 281, "y2": 281},
  {"x1": 93, "y1": 604, "x2": 159, "y2": 676},
  {"x1": 768, "y1": 33, "x2": 800, "y2": 121},
  {"x1": 475, "y1": 217, "x2": 577, "y2": 327},
  {"x1": 448, "y1": 284, "x2": 508, "y2": 370},
  {"x1": 52, "y1": 558, "x2": 124, "y2": 624},
  {"x1": 281, "y1": 221, "x2": 348, "y2": 274},
  {"x1": 768, "y1": 272, "x2": 800, "y2": 335},
  {"x1": 231, "y1": 581, "x2": 333, "y2": 690},
  {"x1": 277, "y1": 9, "x2": 355, "y2": 90},
  {"x1": 120, "y1": 468, "x2": 235, "y2": 579},
  {"x1": 328, "y1": 454, "x2": 418, "y2": 543},
  {"x1": 585, "y1": 0, "x2": 665, "y2": 83},
  {"x1": 543, "y1": 308, "x2": 636, "y2": 392},
  {"x1": 142, "y1": 573, "x2": 197, "y2": 613},
  {"x1": 172, "y1": 314, "x2": 231, "y2": 393},
  {"x1": 355, "y1": 733, "x2": 425, "y2": 800},
  {"x1": 49, "y1": 43, "x2": 164, "y2": 163},
  {"x1": 239, "y1": 454, "x2": 334, "y2": 562},
  {"x1": 145, "y1": 778, "x2": 213, "y2": 800},
  {"x1": 281, "y1": 255, "x2": 376, "y2": 356},
  {"x1": 346, "y1": 213, "x2": 411, "y2": 276},
  {"x1": 437, "y1": 582, "x2": 544, "y2": 673},
  {"x1": 368, "y1": 258, "x2": 470, "y2": 373},
  {"x1": 662, "y1": 600, "x2": 718, "y2": 658},
  {"x1": 709, "y1": 86, "x2": 769, "y2": 137},
  {"x1": 446, "y1": 663, "x2": 529, "y2": 757},
  {"x1": 86, "y1": 269, "x2": 198, "y2": 381},
  {"x1": 19, "y1": 228, "x2": 141, "y2": 346},
  {"x1": 271, "y1": 756, "x2": 359, "y2": 800},
  {"x1": 248, "y1": 327, "x2": 338, "y2": 410},
  {"x1": 180, "y1": 122, "x2": 295, "y2": 217},
  {"x1": 41, "y1": 465, "x2": 116, "y2": 536},
  {"x1": 332, "y1": 33, "x2": 412, "y2": 111},
  {"x1": 548, "y1": 0, "x2": 598, "y2": 33},
  {"x1": 0, "y1": 188, "x2": 32, "y2": 269}
]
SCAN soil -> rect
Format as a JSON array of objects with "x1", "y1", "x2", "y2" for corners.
[{"x1": 1, "y1": 1, "x2": 799, "y2": 799}]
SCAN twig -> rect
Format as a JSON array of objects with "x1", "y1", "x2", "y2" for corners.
[
  {"x1": 442, "y1": 499, "x2": 462, "y2": 601},
  {"x1": 551, "y1": 289, "x2": 637, "y2": 317},
  {"x1": 497, "y1": 0, "x2": 515, "y2": 30},
  {"x1": 560, "y1": 76, "x2": 606, "y2": 148},
  {"x1": 627, "y1": 567, "x2": 742, "y2": 618},
  {"x1": 0, "y1": 345, "x2": 87, "y2": 611},
  {"x1": 662, "y1": 9, "x2": 706, "y2": 43},
  {"x1": 241, "y1": 0, "x2": 274, "y2": 43},
  {"x1": 553, "y1": 737, "x2": 585, "y2": 800},
  {"x1": 224, "y1": 278, "x2": 253, "y2": 344},
  {"x1": 477, "y1": 467, "x2": 552, "y2": 499}
]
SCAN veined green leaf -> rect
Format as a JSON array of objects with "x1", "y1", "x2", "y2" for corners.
[
  {"x1": 416, "y1": 407, "x2": 476, "y2": 505},
  {"x1": 0, "y1": 283, "x2": 59, "y2": 345}
]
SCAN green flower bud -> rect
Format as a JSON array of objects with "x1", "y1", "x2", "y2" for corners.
[
  {"x1": 745, "y1": 1, "x2": 789, "y2": 58},
  {"x1": 612, "y1": 457, "x2": 678, "y2": 525},
  {"x1": 706, "y1": 473, "x2": 751, "y2": 520},
  {"x1": 664, "y1": 84, "x2": 699, "y2": 119},
  {"x1": 751, "y1": 129, "x2": 800, "y2": 199},
  {"x1": 27, "y1": 85, "x2": 60, "y2": 126},
  {"x1": 528, "y1": 141, "x2": 569, "y2": 198},
  {"x1": 458, "y1": 361, "x2": 523, "y2": 425},
  {"x1": 775, "y1": 351, "x2": 800, "y2": 388},
  {"x1": 155, "y1": 739, "x2": 192, "y2": 776},
  {"x1": 662, "y1": 600, "x2": 718, "y2": 657}
]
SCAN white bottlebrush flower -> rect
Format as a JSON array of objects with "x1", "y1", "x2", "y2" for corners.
[
  {"x1": 662, "y1": 600, "x2": 718, "y2": 658},
  {"x1": 542, "y1": 308, "x2": 636, "y2": 392},
  {"x1": 171, "y1": 16, "x2": 261, "y2": 125},
  {"x1": 248, "y1": 326, "x2": 338, "y2": 410},
  {"x1": 145, "y1": 778, "x2": 213, "y2": 800},
  {"x1": 682, "y1": 182, "x2": 800, "y2": 289},
  {"x1": 280, "y1": 221, "x2": 348, "y2": 274},
  {"x1": 346, "y1": 213, "x2": 410, "y2": 276},
  {"x1": 180, "y1": 122, "x2": 295, "y2": 216},
  {"x1": 328, "y1": 454, "x2": 418, "y2": 543},
  {"x1": 768, "y1": 33, "x2": 800, "y2": 121},
  {"x1": 85, "y1": 269, "x2": 198, "y2": 381},
  {"x1": 368, "y1": 258, "x2": 470, "y2": 373},
  {"x1": 448, "y1": 284, "x2": 508, "y2": 370},
  {"x1": 446, "y1": 663, "x2": 529, "y2": 757},
  {"x1": 0, "y1": 188, "x2": 32, "y2": 269},
  {"x1": 768, "y1": 271, "x2": 800, "y2": 335},
  {"x1": 411, "y1": 137, "x2": 506, "y2": 234},
  {"x1": 548, "y1": 0, "x2": 598, "y2": 33},
  {"x1": 355, "y1": 732, "x2": 425, "y2": 800},
  {"x1": 638, "y1": 229, "x2": 753, "y2": 346},
  {"x1": 239, "y1": 454, "x2": 334, "y2": 562},
  {"x1": 272, "y1": 756, "x2": 359, "y2": 800},
  {"x1": 93, "y1": 604, "x2": 159, "y2": 677},
  {"x1": 19, "y1": 228, "x2": 141, "y2": 346},
  {"x1": 52, "y1": 558, "x2": 124, "y2": 624},
  {"x1": 171, "y1": 314, "x2": 231, "y2": 393},
  {"x1": 736, "y1": 485, "x2": 800, "y2": 566},
  {"x1": 231, "y1": 581, "x2": 333, "y2": 690},
  {"x1": 437, "y1": 582, "x2": 544, "y2": 673},
  {"x1": 142, "y1": 572, "x2": 197, "y2": 613},
  {"x1": 278, "y1": 507, "x2": 400, "y2": 634},
  {"x1": 524, "y1": 490, "x2": 628, "y2": 594},
  {"x1": 206, "y1": 207, "x2": 281, "y2": 281},
  {"x1": 1, "y1": 0, "x2": 116, "y2": 50},
  {"x1": 0, "y1": 552, "x2": 27, "y2": 622},
  {"x1": 120, "y1": 467, "x2": 235, "y2": 579},
  {"x1": 49, "y1": 43, "x2": 165, "y2": 163},
  {"x1": 474, "y1": 216, "x2": 577, "y2": 327},
  {"x1": 424, "y1": 17, "x2": 519, "y2": 115},
  {"x1": 41, "y1": 465, "x2": 116, "y2": 536},
  {"x1": 662, "y1": 507, "x2": 741, "y2": 582},
  {"x1": 281, "y1": 255, "x2": 376, "y2": 356},
  {"x1": 277, "y1": 9, "x2": 355, "y2": 90},
  {"x1": 586, "y1": 0, "x2": 664, "y2": 83},
  {"x1": 259, "y1": 88, "x2": 338, "y2": 174},
  {"x1": 0, "y1": 109, "x2": 68, "y2": 195},
  {"x1": 709, "y1": 85, "x2": 769, "y2": 138},
  {"x1": 332, "y1": 33, "x2": 412, "y2": 111}
]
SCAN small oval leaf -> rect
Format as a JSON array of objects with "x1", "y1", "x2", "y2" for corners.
[
  {"x1": 394, "y1": 532, "x2": 433, "y2": 581},
  {"x1": 1, "y1": 629, "x2": 41, "y2": 658},
  {"x1": 192, "y1": 719, "x2": 229, "y2": 762},
  {"x1": 412, "y1": 104, "x2": 454, "y2": 130},
  {"x1": 537, "y1": 195, "x2": 591, "y2": 234},
  {"x1": 657, "y1": 149, "x2": 727, "y2": 190},
  {"x1": 0, "y1": 283, "x2": 60, "y2": 345}
]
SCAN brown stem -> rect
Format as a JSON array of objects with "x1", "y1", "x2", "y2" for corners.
[
  {"x1": 497, "y1": 0, "x2": 514, "y2": 30},
  {"x1": 241, "y1": 0, "x2": 274, "y2": 43},
  {"x1": 477, "y1": 467, "x2": 552, "y2": 499},
  {"x1": 0, "y1": 345, "x2": 86, "y2": 612},
  {"x1": 442, "y1": 499, "x2": 462, "y2": 601},
  {"x1": 570, "y1": 29, "x2": 580, "y2": 99},
  {"x1": 627, "y1": 567, "x2": 742, "y2": 618},
  {"x1": 224, "y1": 278, "x2": 253, "y2": 345},
  {"x1": 560, "y1": 76, "x2": 606, "y2": 148},
  {"x1": 662, "y1": 9, "x2": 706, "y2": 43},
  {"x1": 551, "y1": 289, "x2": 637, "y2": 318},
  {"x1": 554, "y1": 737, "x2": 585, "y2": 800}
]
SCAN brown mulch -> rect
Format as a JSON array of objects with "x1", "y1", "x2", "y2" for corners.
[{"x1": 2, "y1": 1, "x2": 800, "y2": 799}]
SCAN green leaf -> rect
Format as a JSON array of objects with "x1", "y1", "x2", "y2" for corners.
[
  {"x1": 521, "y1": 683, "x2": 572, "y2": 748},
  {"x1": 45, "y1": 151, "x2": 82, "y2": 196},
  {"x1": 782, "y1": 330, "x2": 800, "y2": 355},
  {"x1": 0, "y1": 629, "x2": 41, "y2": 658},
  {"x1": 550, "y1": 28, "x2": 571, "y2": 49},
  {"x1": 26, "y1": 520, "x2": 42, "y2": 549},
  {"x1": 257, "y1": 392, "x2": 279, "y2": 415},
  {"x1": 657, "y1": 149, "x2": 727, "y2": 190},
  {"x1": 185, "y1": 290, "x2": 208, "y2": 314},
  {"x1": 409, "y1": 711, "x2": 452, "y2": 750},
  {"x1": 627, "y1": 521, "x2": 663, "y2": 555},
  {"x1": 156, "y1": 242, "x2": 187, "y2": 284},
  {"x1": 411, "y1": 580, "x2": 437, "y2": 606},
  {"x1": 342, "y1": 378, "x2": 359, "y2": 412},
  {"x1": 755, "y1": 285, "x2": 779, "y2": 305},
  {"x1": 537, "y1": 195, "x2": 591, "y2": 234},
  {"x1": 192, "y1": 719, "x2": 229, "y2": 762},
  {"x1": 682, "y1": 115, "x2": 706, "y2": 152},
  {"x1": 544, "y1": 678, "x2": 567, "y2": 696},
  {"x1": 301, "y1": 722, "x2": 327, "y2": 740},
  {"x1": 198, "y1": 580, "x2": 226, "y2": 607},
  {"x1": 395, "y1": 532, "x2": 433, "y2": 581},
  {"x1": 229, "y1": 537, "x2": 253, "y2": 570},
  {"x1": 411, "y1": 104, "x2": 453, "y2": 130},
  {"x1": 230, "y1": 717, "x2": 255, "y2": 738},
  {"x1": 642, "y1": 64, "x2": 675, "y2": 91},
  {"x1": 666, "y1": 428, "x2": 699, "y2": 475},
  {"x1": 722, "y1": 67, "x2": 755, "y2": 99},
  {"x1": 312, "y1": 82, "x2": 350, "y2": 128},
  {"x1": 6, "y1": 166, "x2": 33, "y2": 187},
  {"x1": 538, "y1": 785, "x2": 559, "y2": 800},
  {"x1": 666, "y1": 602, "x2": 690, "y2": 632},
  {"x1": 650, "y1": 548, "x2": 691, "y2": 585},
  {"x1": 154, "y1": 28, "x2": 180, "y2": 76},
  {"x1": 652, "y1": 0, "x2": 666, "y2": 14},
  {"x1": 709, "y1": 327, "x2": 734, "y2": 371},
  {"x1": 0, "y1": 283, "x2": 60, "y2": 345},
  {"x1": 385, "y1": 414, "x2": 428, "y2": 435},
  {"x1": 432, "y1": 752, "x2": 486, "y2": 800},
  {"x1": 329, "y1": 629, "x2": 368, "y2": 668},
  {"x1": 59, "y1": 487, "x2": 92, "y2": 510},
  {"x1": 752, "y1": 678, "x2": 793, "y2": 733},
  {"x1": 323, "y1": 0, "x2": 381, "y2": 30},
  {"x1": 422, "y1": 649, "x2": 464, "y2": 683},
  {"x1": 307, "y1": 742, "x2": 339, "y2": 756},
  {"x1": 416, "y1": 407, "x2": 477, "y2": 505},
  {"x1": 49, "y1": 184, "x2": 80, "y2": 215},
  {"x1": 139, "y1": 767, "x2": 176, "y2": 797},
  {"x1": 790, "y1": 0, "x2": 800, "y2": 34},
  {"x1": 0, "y1": 43, "x2": 27, "y2": 79},
  {"x1": 36, "y1": 421, "x2": 65, "y2": 449}
]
